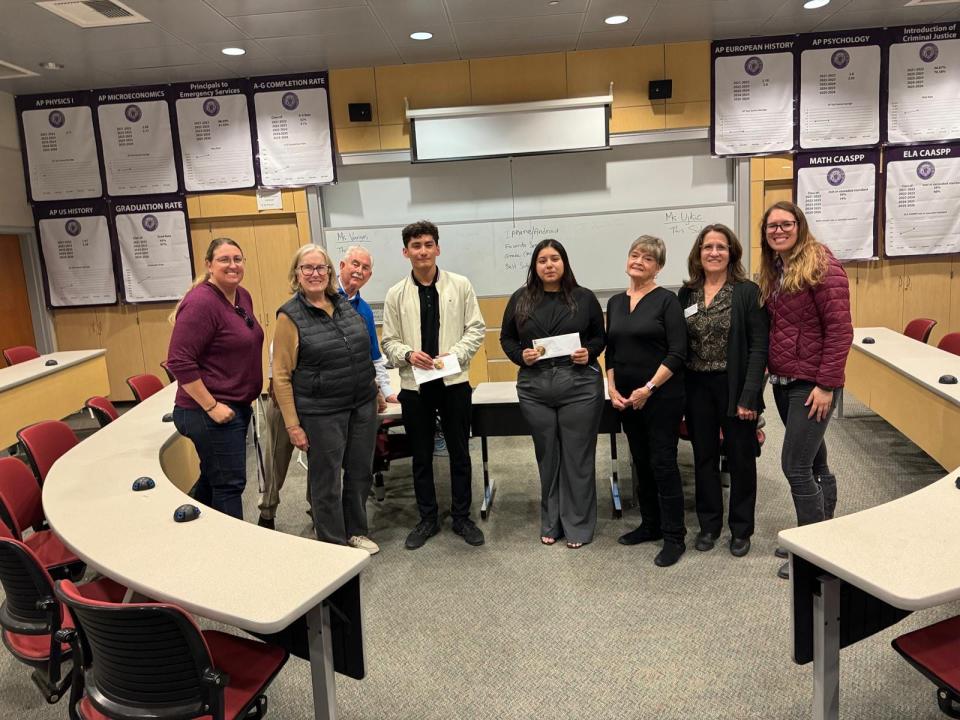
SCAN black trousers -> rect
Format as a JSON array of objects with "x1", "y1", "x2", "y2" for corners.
[
  {"x1": 685, "y1": 370, "x2": 759, "y2": 539},
  {"x1": 620, "y1": 391, "x2": 686, "y2": 544},
  {"x1": 399, "y1": 381, "x2": 473, "y2": 522}
]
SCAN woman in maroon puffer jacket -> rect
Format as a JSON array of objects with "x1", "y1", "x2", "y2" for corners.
[{"x1": 757, "y1": 201, "x2": 853, "y2": 580}]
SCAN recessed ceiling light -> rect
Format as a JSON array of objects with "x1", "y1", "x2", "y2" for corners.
[
  {"x1": 548, "y1": 1, "x2": 560, "y2": 5},
  {"x1": 604, "y1": 15, "x2": 629, "y2": 25},
  {"x1": 38, "y1": 61, "x2": 64, "y2": 70},
  {"x1": 221, "y1": 47, "x2": 246, "y2": 56},
  {"x1": 410, "y1": 31, "x2": 433, "y2": 40},
  {"x1": 803, "y1": 0, "x2": 830, "y2": 8}
]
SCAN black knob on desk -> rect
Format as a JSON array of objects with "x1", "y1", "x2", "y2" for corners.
[
  {"x1": 45, "y1": 359, "x2": 58, "y2": 366},
  {"x1": 162, "y1": 413, "x2": 174, "y2": 422},
  {"x1": 939, "y1": 374, "x2": 957, "y2": 385},
  {"x1": 861, "y1": 337, "x2": 875, "y2": 344},
  {"x1": 174, "y1": 504, "x2": 201, "y2": 522}
]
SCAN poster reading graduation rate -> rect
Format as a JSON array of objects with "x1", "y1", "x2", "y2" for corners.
[
  {"x1": 799, "y1": 30, "x2": 883, "y2": 149},
  {"x1": 884, "y1": 143, "x2": 960, "y2": 257},
  {"x1": 711, "y1": 37, "x2": 796, "y2": 156},
  {"x1": 252, "y1": 72, "x2": 335, "y2": 187},
  {"x1": 112, "y1": 196, "x2": 193, "y2": 303},
  {"x1": 173, "y1": 79, "x2": 255, "y2": 192},
  {"x1": 887, "y1": 24, "x2": 960, "y2": 145},
  {"x1": 795, "y1": 150, "x2": 878, "y2": 261},
  {"x1": 95, "y1": 86, "x2": 179, "y2": 196},
  {"x1": 17, "y1": 92, "x2": 102, "y2": 202},
  {"x1": 34, "y1": 201, "x2": 116, "y2": 307}
]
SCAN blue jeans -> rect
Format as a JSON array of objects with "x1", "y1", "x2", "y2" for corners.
[{"x1": 173, "y1": 403, "x2": 252, "y2": 520}]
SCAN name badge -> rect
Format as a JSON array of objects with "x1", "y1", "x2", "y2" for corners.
[{"x1": 684, "y1": 304, "x2": 698, "y2": 319}]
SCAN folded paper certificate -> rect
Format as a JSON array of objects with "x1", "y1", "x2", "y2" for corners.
[
  {"x1": 412, "y1": 354, "x2": 462, "y2": 385},
  {"x1": 531, "y1": 332, "x2": 581, "y2": 361}
]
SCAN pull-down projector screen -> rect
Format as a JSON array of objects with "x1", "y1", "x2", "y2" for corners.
[{"x1": 408, "y1": 95, "x2": 611, "y2": 162}]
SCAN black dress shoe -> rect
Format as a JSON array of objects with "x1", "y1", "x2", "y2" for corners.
[
  {"x1": 405, "y1": 519, "x2": 440, "y2": 550},
  {"x1": 729, "y1": 537, "x2": 751, "y2": 557},
  {"x1": 775, "y1": 546, "x2": 788, "y2": 559},
  {"x1": 257, "y1": 515, "x2": 275, "y2": 530},
  {"x1": 694, "y1": 531, "x2": 718, "y2": 552},
  {"x1": 452, "y1": 518, "x2": 485, "y2": 546},
  {"x1": 617, "y1": 525, "x2": 663, "y2": 545},
  {"x1": 654, "y1": 541, "x2": 685, "y2": 567},
  {"x1": 777, "y1": 561, "x2": 790, "y2": 579}
]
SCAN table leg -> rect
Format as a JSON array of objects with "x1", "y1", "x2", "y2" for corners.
[
  {"x1": 306, "y1": 602, "x2": 338, "y2": 720},
  {"x1": 812, "y1": 574, "x2": 841, "y2": 720},
  {"x1": 480, "y1": 435, "x2": 495, "y2": 519},
  {"x1": 608, "y1": 432, "x2": 622, "y2": 518}
]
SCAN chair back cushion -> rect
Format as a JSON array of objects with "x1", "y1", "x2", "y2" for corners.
[
  {"x1": 938, "y1": 332, "x2": 960, "y2": 358},
  {"x1": 2, "y1": 346, "x2": 40, "y2": 366},
  {"x1": 0, "y1": 457, "x2": 44, "y2": 536},
  {"x1": 903, "y1": 318, "x2": 937, "y2": 344},
  {"x1": 16, "y1": 421, "x2": 78, "y2": 485},
  {"x1": 84, "y1": 397, "x2": 119, "y2": 428},
  {"x1": 0, "y1": 536, "x2": 58, "y2": 633},
  {"x1": 125, "y1": 374, "x2": 164, "y2": 403}
]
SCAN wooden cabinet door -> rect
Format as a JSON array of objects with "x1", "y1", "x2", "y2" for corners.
[
  {"x1": 137, "y1": 303, "x2": 176, "y2": 381},
  {"x1": 98, "y1": 305, "x2": 146, "y2": 401},
  {"x1": 0, "y1": 235, "x2": 36, "y2": 352},
  {"x1": 902, "y1": 258, "x2": 953, "y2": 345},
  {"x1": 950, "y1": 257, "x2": 960, "y2": 341},
  {"x1": 52, "y1": 308, "x2": 101, "y2": 351},
  {"x1": 856, "y1": 259, "x2": 903, "y2": 330},
  {"x1": 844, "y1": 262, "x2": 859, "y2": 330}
]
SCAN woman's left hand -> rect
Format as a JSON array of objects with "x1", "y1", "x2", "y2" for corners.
[
  {"x1": 570, "y1": 347, "x2": 589, "y2": 365},
  {"x1": 629, "y1": 387, "x2": 650, "y2": 411},
  {"x1": 736, "y1": 405, "x2": 757, "y2": 421},
  {"x1": 804, "y1": 387, "x2": 834, "y2": 422}
]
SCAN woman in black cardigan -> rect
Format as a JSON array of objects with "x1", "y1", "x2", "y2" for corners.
[{"x1": 678, "y1": 224, "x2": 768, "y2": 558}]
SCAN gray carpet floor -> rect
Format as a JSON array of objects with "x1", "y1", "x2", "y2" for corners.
[{"x1": 2, "y1": 389, "x2": 956, "y2": 719}]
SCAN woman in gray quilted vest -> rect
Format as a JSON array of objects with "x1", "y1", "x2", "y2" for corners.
[{"x1": 272, "y1": 244, "x2": 380, "y2": 551}]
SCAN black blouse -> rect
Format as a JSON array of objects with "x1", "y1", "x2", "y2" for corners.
[{"x1": 500, "y1": 286, "x2": 605, "y2": 367}]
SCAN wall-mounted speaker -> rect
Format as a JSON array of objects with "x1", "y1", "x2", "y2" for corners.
[
  {"x1": 348, "y1": 103, "x2": 372, "y2": 122},
  {"x1": 649, "y1": 80, "x2": 673, "y2": 100}
]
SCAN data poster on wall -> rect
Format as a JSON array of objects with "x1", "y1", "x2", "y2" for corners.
[
  {"x1": 711, "y1": 36, "x2": 796, "y2": 156},
  {"x1": 251, "y1": 72, "x2": 335, "y2": 187},
  {"x1": 799, "y1": 29, "x2": 884, "y2": 150},
  {"x1": 887, "y1": 23, "x2": 960, "y2": 145},
  {"x1": 112, "y1": 196, "x2": 193, "y2": 303},
  {"x1": 34, "y1": 200, "x2": 116, "y2": 307},
  {"x1": 16, "y1": 92, "x2": 102, "y2": 202},
  {"x1": 884, "y1": 143, "x2": 960, "y2": 257},
  {"x1": 95, "y1": 86, "x2": 179, "y2": 197},
  {"x1": 795, "y1": 149, "x2": 878, "y2": 261},
  {"x1": 173, "y1": 79, "x2": 255, "y2": 192}
]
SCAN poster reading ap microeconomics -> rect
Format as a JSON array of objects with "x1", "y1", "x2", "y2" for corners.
[
  {"x1": 16, "y1": 92, "x2": 102, "y2": 202},
  {"x1": 112, "y1": 196, "x2": 193, "y2": 303},
  {"x1": 252, "y1": 72, "x2": 335, "y2": 187},
  {"x1": 34, "y1": 200, "x2": 116, "y2": 307}
]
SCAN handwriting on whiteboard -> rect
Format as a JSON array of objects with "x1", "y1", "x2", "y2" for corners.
[
  {"x1": 502, "y1": 225, "x2": 560, "y2": 271},
  {"x1": 664, "y1": 209, "x2": 705, "y2": 235}
]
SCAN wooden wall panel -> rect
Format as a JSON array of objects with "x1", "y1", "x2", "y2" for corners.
[
  {"x1": 664, "y1": 41, "x2": 710, "y2": 103},
  {"x1": 566, "y1": 45, "x2": 664, "y2": 107},
  {"x1": 469, "y1": 53, "x2": 567, "y2": 105},
  {"x1": 487, "y1": 359, "x2": 519, "y2": 382},
  {"x1": 99, "y1": 305, "x2": 145, "y2": 402},
  {"x1": 334, "y1": 127, "x2": 381, "y2": 154},
  {"x1": 375, "y1": 60, "x2": 471, "y2": 125},
  {"x1": 856, "y1": 260, "x2": 903, "y2": 329},
  {"x1": 902, "y1": 258, "x2": 953, "y2": 345},
  {"x1": 764, "y1": 155, "x2": 794, "y2": 181},
  {"x1": 610, "y1": 105, "x2": 664, "y2": 133},
  {"x1": 52, "y1": 309, "x2": 100, "y2": 352},
  {"x1": 137, "y1": 304, "x2": 175, "y2": 381},
  {"x1": 379, "y1": 123, "x2": 410, "y2": 150},
  {"x1": 478, "y1": 297, "x2": 509, "y2": 326},
  {"x1": 951, "y1": 257, "x2": 960, "y2": 340},
  {"x1": 329, "y1": 67, "x2": 379, "y2": 127},
  {"x1": 663, "y1": 101, "x2": 709, "y2": 129}
]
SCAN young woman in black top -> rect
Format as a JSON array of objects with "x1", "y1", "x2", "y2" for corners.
[
  {"x1": 500, "y1": 239, "x2": 605, "y2": 548},
  {"x1": 677, "y1": 224, "x2": 768, "y2": 559},
  {"x1": 607, "y1": 235, "x2": 688, "y2": 567}
]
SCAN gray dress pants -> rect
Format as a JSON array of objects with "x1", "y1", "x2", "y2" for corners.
[
  {"x1": 516, "y1": 363, "x2": 604, "y2": 543},
  {"x1": 300, "y1": 397, "x2": 378, "y2": 545},
  {"x1": 258, "y1": 394, "x2": 295, "y2": 521}
]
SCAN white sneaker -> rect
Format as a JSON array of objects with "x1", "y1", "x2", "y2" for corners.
[{"x1": 348, "y1": 535, "x2": 380, "y2": 555}]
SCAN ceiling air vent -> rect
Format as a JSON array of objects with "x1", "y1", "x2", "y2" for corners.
[
  {"x1": 904, "y1": 0, "x2": 960, "y2": 6},
  {"x1": 35, "y1": 0, "x2": 149, "y2": 28},
  {"x1": 0, "y1": 60, "x2": 39, "y2": 80}
]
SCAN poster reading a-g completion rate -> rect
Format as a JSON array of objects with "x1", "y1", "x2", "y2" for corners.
[
  {"x1": 16, "y1": 92, "x2": 102, "y2": 202},
  {"x1": 884, "y1": 143, "x2": 960, "y2": 257},
  {"x1": 711, "y1": 36, "x2": 796, "y2": 156},
  {"x1": 795, "y1": 150, "x2": 878, "y2": 261},
  {"x1": 252, "y1": 72, "x2": 335, "y2": 187},
  {"x1": 95, "y1": 86, "x2": 179, "y2": 196},
  {"x1": 112, "y1": 196, "x2": 193, "y2": 303},
  {"x1": 887, "y1": 24, "x2": 960, "y2": 145},
  {"x1": 34, "y1": 201, "x2": 116, "y2": 307},
  {"x1": 173, "y1": 79, "x2": 255, "y2": 192},
  {"x1": 799, "y1": 30, "x2": 884, "y2": 149}
]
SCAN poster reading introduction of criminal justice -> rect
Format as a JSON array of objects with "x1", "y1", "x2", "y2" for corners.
[
  {"x1": 711, "y1": 36, "x2": 796, "y2": 157},
  {"x1": 16, "y1": 92, "x2": 103, "y2": 202},
  {"x1": 252, "y1": 72, "x2": 335, "y2": 187}
]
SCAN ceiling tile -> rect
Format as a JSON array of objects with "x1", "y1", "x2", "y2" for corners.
[
  {"x1": 257, "y1": 33, "x2": 396, "y2": 59},
  {"x1": 581, "y1": 0, "x2": 657, "y2": 32},
  {"x1": 206, "y1": 0, "x2": 366, "y2": 15},
  {"x1": 283, "y1": 48, "x2": 403, "y2": 72},
  {"x1": 457, "y1": 35, "x2": 579, "y2": 58},
  {"x1": 444, "y1": 0, "x2": 589, "y2": 23},
  {"x1": 121, "y1": 0, "x2": 248, "y2": 42},
  {"x1": 230, "y1": 6, "x2": 381, "y2": 39},
  {"x1": 382, "y1": 23, "x2": 457, "y2": 46},
  {"x1": 217, "y1": 58, "x2": 291, "y2": 78},
  {"x1": 111, "y1": 63, "x2": 232, "y2": 86},
  {"x1": 88, "y1": 45, "x2": 208, "y2": 72},
  {"x1": 575, "y1": 29, "x2": 641, "y2": 50},
  {"x1": 366, "y1": 0, "x2": 449, "y2": 25},
  {"x1": 395, "y1": 44, "x2": 463, "y2": 64},
  {"x1": 454, "y1": 14, "x2": 584, "y2": 43},
  {"x1": 191, "y1": 40, "x2": 276, "y2": 62},
  {"x1": 817, "y1": 6, "x2": 959, "y2": 30}
]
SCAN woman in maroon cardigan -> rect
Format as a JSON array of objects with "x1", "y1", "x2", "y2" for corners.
[{"x1": 757, "y1": 201, "x2": 853, "y2": 580}]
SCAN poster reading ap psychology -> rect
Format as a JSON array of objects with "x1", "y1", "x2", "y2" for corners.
[
  {"x1": 112, "y1": 196, "x2": 193, "y2": 303},
  {"x1": 884, "y1": 143, "x2": 960, "y2": 257},
  {"x1": 711, "y1": 36, "x2": 796, "y2": 156},
  {"x1": 16, "y1": 92, "x2": 102, "y2": 202},
  {"x1": 887, "y1": 24, "x2": 960, "y2": 145},
  {"x1": 795, "y1": 150, "x2": 878, "y2": 261},
  {"x1": 252, "y1": 72, "x2": 335, "y2": 187},
  {"x1": 173, "y1": 79, "x2": 255, "y2": 192},
  {"x1": 95, "y1": 86, "x2": 179, "y2": 196},
  {"x1": 34, "y1": 201, "x2": 116, "y2": 307}
]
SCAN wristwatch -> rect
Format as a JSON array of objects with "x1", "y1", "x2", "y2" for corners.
[
  {"x1": 404, "y1": 350, "x2": 413, "y2": 365},
  {"x1": 645, "y1": 381, "x2": 657, "y2": 393}
]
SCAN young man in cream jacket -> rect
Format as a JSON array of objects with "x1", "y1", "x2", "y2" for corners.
[{"x1": 381, "y1": 220, "x2": 486, "y2": 549}]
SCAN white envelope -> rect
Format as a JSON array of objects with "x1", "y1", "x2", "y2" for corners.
[
  {"x1": 531, "y1": 332, "x2": 581, "y2": 361},
  {"x1": 412, "y1": 354, "x2": 462, "y2": 385}
]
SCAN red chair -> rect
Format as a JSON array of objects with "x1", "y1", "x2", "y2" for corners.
[
  {"x1": 83, "y1": 396, "x2": 119, "y2": 428},
  {"x1": 3, "y1": 345, "x2": 40, "y2": 366},
  {"x1": 160, "y1": 360, "x2": 176, "y2": 383},
  {"x1": 125, "y1": 373, "x2": 164, "y2": 403},
  {"x1": 0, "y1": 457, "x2": 83, "y2": 579},
  {"x1": 938, "y1": 333, "x2": 960, "y2": 358},
  {"x1": 904, "y1": 318, "x2": 938, "y2": 344},
  {"x1": 56, "y1": 579, "x2": 288, "y2": 720},
  {"x1": 892, "y1": 614, "x2": 960, "y2": 718},
  {"x1": 16, "y1": 420, "x2": 78, "y2": 486},
  {"x1": 0, "y1": 536, "x2": 125, "y2": 704}
]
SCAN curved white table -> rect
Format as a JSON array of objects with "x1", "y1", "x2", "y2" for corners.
[{"x1": 43, "y1": 383, "x2": 370, "y2": 720}]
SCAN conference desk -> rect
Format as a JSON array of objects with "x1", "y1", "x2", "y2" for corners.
[
  {"x1": 43, "y1": 383, "x2": 370, "y2": 720},
  {"x1": 779, "y1": 466, "x2": 960, "y2": 720},
  {"x1": 0, "y1": 349, "x2": 109, "y2": 448},
  {"x1": 845, "y1": 327, "x2": 960, "y2": 469}
]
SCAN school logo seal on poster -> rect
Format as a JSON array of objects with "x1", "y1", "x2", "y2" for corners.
[
  {"x1": 125, "y1": 104, "x2": 142, "y2": 123},
  {"x1": 202, "y1": 98, "x2": 221, "y2": 117},
  {"x1": 282, "y1": 92, "x2": 299, "y2": 111},
  {"x1": 827, "y1": 167, "x2": 846, "y2": 186},
  {"x1": 917, "y1": 161, "x2": 936, "y2": 181},
  {"x1": 142, "y1": 214, "x2": 159, "y2": 232},
  {"x1": 744, "y1": 56, "x2": 763, "y2": 76},
  {"x1": 920, "y1": 43, "x2": 939, "y2": 63},
  {"x1": 831, "y1": 50, "x2": 850, "y2": 70},
  {"x1": 65, "y1": 219, "x2": 81, "y2": 237},
  {"x1": 49, "y1": 110, "x2": 65, "y2": 128}
]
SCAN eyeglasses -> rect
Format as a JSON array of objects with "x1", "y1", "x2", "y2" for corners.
[
  {"x1": 765, "y1": 221, "x2": 797, "y2": 233},
  {"x1": 299, "y1": 264, "x2": 332, "y2": 276},
  {"x1": 701, "y1": 244, "x2": 730, "y2": 253},
  {"x1": 234, "y1": 305, "x2": 254, "y2": 329},
  {"x1": 214, "y1": 255, "x2": 245, "y2": 265}
]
